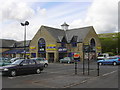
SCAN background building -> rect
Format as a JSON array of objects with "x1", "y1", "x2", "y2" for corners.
[{"x1": 0, "y1": 39, "x2": 30, "y2": 58}]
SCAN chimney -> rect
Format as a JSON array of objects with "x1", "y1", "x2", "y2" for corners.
[{"x1": 61, "y1": 22, "x2": 69, "y2": 31}]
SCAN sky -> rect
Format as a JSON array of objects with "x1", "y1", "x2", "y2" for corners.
[{"x1": 0, "y1": 0, "x2": 118, "y2": 41}]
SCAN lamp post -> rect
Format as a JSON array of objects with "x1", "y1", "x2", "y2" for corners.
[{"x1": 21, "y1": 21, "x2": 29, "y2": 59}]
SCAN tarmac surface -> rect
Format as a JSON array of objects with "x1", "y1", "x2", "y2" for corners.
[{"x1": 1, "y1": 61, "x2": 119, "y2": 89}]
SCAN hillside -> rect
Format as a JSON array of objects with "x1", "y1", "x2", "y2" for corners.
[
  {"x1": 97, "y1": 32, "x2": 119, "y2": 55},
  {"x1": 98, "y1": 33, "x2": 118, "y2": 38}
]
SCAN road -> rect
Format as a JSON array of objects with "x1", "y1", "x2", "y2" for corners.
[{"x1": 1, "y1": 61, "x2": 119, "y2": 89}]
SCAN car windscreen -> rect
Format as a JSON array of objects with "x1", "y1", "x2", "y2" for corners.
[{"x1": 11, "y1": 60, "x2": 23, "y2": 65}]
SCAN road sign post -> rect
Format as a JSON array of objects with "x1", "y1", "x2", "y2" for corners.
[
  {"x1": 83, "y1": 44, "x2": 90, "y2": 75},
  {"x1": 74, "y1": 53, "x2": 80, "y2": 75},
  {"x1": 75, "y1": 59, "x2": 77, "y2": 75}
]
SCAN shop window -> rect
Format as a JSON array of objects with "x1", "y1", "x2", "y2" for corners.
[
  {"x1": 61, "y1": 42, "x2": 66, "y2": 47},
  {"x1": 71, "y1": 42, "x2": 77, "y2": 47},
  {"x1": 31, "y1": 53, "x2": 36, "y2": 58},
  {"x1": 90, "y1": 38, "x2": 96, "y2": 52},
  {"x1": 38, "y1": 38, "x2": 46, "y2": 52},
  {"x1": 60, "y1": 36, "x2": 67, "y2": 47},
  {"x1": 70, "y1": 36, "x2": 78, "y2": 47}
]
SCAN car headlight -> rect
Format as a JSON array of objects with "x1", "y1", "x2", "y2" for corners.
[{"x1": 4, "y1": 68, "x2": 9, "y2": 71}]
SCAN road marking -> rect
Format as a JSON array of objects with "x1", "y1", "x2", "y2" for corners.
[
  {"x1": 102, "y1": 70, "x2": 117, "y2": 77},
  {"x1": 8, "y1": 77, "x2": 14, "y2": 79}
]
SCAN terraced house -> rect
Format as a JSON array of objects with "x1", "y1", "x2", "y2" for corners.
[{"x1": 30, "y1": 22, "x2": 101, "y2": 62}]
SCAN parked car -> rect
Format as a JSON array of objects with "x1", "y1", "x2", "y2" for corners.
[
  {"x1": 97, "y1": 56, "x2": 120, "y2": 66},
  {"x1": 0, "y1": 59, "x2": 44, "y2": 77},
  {"x1": 60, "y1": 57, "x2": 74, "y2": 63},
  {"x1": 31, "y1": 58, "x2": 48, "y2": 67},
  {"x1": 0, "y1": 60, "x2": 11, "y2": 66},
  {"x1": 0, "y1": 57, "x2": 11, "y2": 66},
  {"x1": 10, "y1": 57, "x2": 24, "y2": 63}
]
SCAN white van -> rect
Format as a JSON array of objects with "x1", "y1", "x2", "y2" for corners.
[{"x1": 97, "y1": 53, "x2": 109, "y2": 60}]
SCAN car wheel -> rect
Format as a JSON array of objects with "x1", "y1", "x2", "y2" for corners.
[
  {"x1": 10, "y1": 70, "x2": 16, "y2": 77},
  {"x1": 36, "y1": 68, "x2": 41, "y2": 74},
  {"x1": 44, "y1": 64, "x2": 48, "y2": 68},
  {"x1": 99, "y1": 62, "x2": 102, "y2": 66},
  {"x1": 113, "y1": 62, "x2": 117, "y2": 66}
]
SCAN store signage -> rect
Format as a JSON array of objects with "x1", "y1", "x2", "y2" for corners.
[
  {"x1": 74, "y1": 53, "x2": 80, "y2": 58},
  {"x1": 30, "y1": 46, "x2": 36, "y2": 50},
  {"x1": 46, "y1": 44, "x2": 56, "y2": 51},
  {"x1": 58, "y1": 47, "x2": 67, "y2": 52}
]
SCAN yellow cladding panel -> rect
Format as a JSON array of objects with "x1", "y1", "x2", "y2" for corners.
[
  {"x1": 26, "y1": 53, "x2": 30, "y2": 55},
  {"x1": 46, "y1": 44, "x2": 56, "y2": 47},
  {"x1": 46, "y1": 48, "x2": 57, "y2": 50},
  {"x1": 30, "y1": 46, "x2": 36, "y2": 49}
]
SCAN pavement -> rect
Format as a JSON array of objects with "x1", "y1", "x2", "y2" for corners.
[{"x1": 1, "y1": 61, "x2": 119, "y2": 89}]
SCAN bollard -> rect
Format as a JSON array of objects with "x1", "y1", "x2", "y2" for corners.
[
  {"x1": 83, "y1": 53, "x2": 85, "y2": 75},
  {"x1": 88, "y1": 52, "x2": 90, "y2": 75},
  {"x1": 75, "y1": 60, "x2": 77, "y2": 75},
  {"x1": 97, "y1": 63, "x2": 100, "y2": 76}
]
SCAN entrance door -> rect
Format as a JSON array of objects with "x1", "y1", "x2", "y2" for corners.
[
  {"x1": 48, "y1": 53, "x2": 54, "y2": 63},
  {"x1": 38, "y1": 53, "x2": 46, "y2": 58},
  {"x1": 59, "y1": 53, "x2": 67, "y2": 60}
]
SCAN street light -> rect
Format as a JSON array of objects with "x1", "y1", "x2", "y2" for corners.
[{"x1": 21, "y1": 21, "x2": 29, "y2": 59}]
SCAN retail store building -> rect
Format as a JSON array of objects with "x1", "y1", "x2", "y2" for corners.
[{"x1": 30, "y1": 23, "x2": 101, "y2": 62}]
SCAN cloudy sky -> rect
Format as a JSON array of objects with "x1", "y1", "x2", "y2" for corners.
[{"x1": 0, "y1": 0, "x2": 118, "y2": 41}]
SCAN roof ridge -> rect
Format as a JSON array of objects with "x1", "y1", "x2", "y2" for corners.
[
  {"x1": 41, "y1": 25, "x2": 63, "y2": 31},
  {"x1": 67, "y1": 26, "x2": 93, "y2": 31}
]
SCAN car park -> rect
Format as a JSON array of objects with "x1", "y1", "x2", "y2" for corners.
[
  {"x1": 97, "y1": 56, "x2": 120, "y2": 66},
  {"x1": 31, "y1": 58, "x2": 48, "y2": 67},
  {"x1": 60, "y1": 57, "x2": 74, "y2": 63},
  {"x1": 0, "y1": 59, "x2": 44, "y2": 77}
]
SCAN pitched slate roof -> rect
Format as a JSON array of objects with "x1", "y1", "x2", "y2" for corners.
[
  {"x1": 14, "y1": 40, "x2": 31, "y2": 47},
  {"x1": 43, "y1": 26, "x2": 65, "y2": 42},
  {"x1": 43, "y1": 25, "x2": 93, "y2": 43},
  {"x1": 66, "y1": 26, "x2": 93, "y2": 43},
  {"x1": 0, "y1": 39, "x2": 16, "y2": 48},
  {"x1": 0, "y1": 39, "x2": 31, "y2": 48}
]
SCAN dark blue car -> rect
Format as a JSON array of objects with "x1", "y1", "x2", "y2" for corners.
[
  {"x1": 0, "y1": 59, "x2": 44, "y2": 77},
  {"x1": 97, "y1": 56, "x2": 120, "y2": 66}
]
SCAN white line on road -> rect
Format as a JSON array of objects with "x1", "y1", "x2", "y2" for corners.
[{"x1": 102, "y1": 70, "x2": 118, "y2": 77}]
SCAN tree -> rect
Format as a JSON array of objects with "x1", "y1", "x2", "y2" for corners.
[{"x1": 99, "y1": 33, "x2": 119, "y2": 55}]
